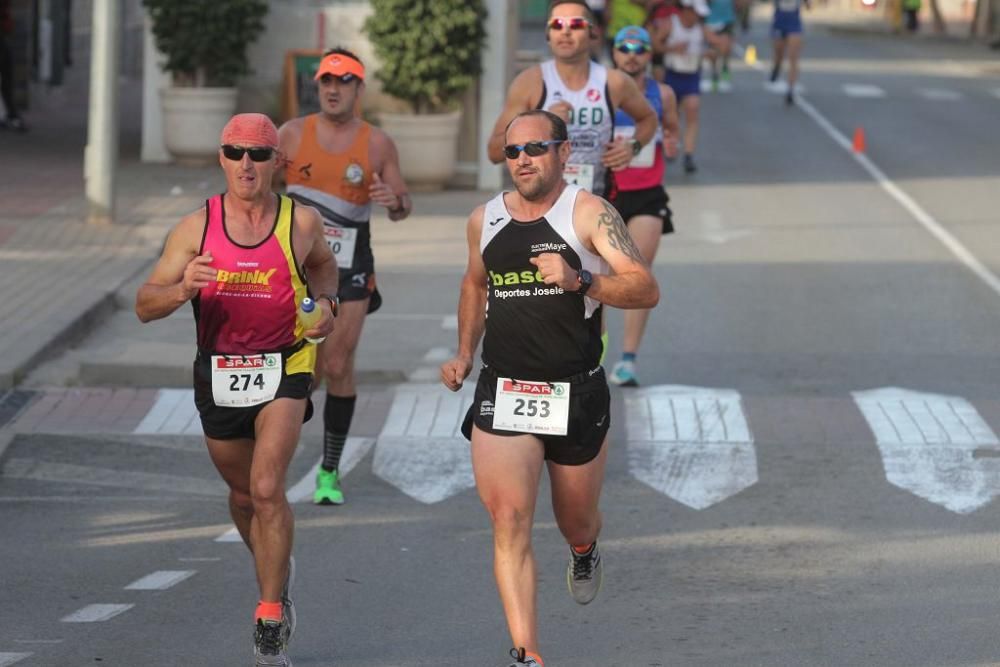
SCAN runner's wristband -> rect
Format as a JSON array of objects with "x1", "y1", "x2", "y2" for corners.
[{"x1": 317, "y1": 293, "x2": 339, "y2": 318}]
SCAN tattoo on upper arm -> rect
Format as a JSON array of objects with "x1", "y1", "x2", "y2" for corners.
[{"x1": 597, "y1": 200, "x2": 647, "y2": 265}]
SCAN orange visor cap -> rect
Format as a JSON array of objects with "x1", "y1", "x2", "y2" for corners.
[{"x1": 314, "y1": 53, "x2": 365, "y2": 81}]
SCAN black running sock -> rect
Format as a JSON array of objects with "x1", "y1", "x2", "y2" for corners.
[
  {"x1": 322, "y1": 394, "x2": 356, "y2": 472},
  {"x1": 770, "y1": 64, "x2": 780, "y2": 82}
]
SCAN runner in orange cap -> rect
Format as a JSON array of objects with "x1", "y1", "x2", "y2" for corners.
[{"x1": 275, "y1": 47, "x2": 411, "y2": 507}]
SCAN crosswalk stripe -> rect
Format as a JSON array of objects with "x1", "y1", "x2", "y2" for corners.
[
  {"x1": 3, "y1": 458, "x2": 226, "y2": 496},
  {"x1": 61, "y1": 604, "x2": 133, "y2": 623},
  {"x1": 625, "y1": 385, "x2": 757, "y2": 510},
  {"x1": 843, "y1": 83, "x2": 886, "y2": 98},
  {"x1": 373, "y1": 383, "x2": 474, "y2": 504},
  {"x1": 916, "y1": 88, "x2": 962, "y2": 101},
  {"x1": 285, "y1": 437, "x2": 376, "y2": 504},
  {"x1": 124, "y1": 570, "x2": 196, "y2": 590},
  {"x1": 134, "y1": 389, "x2": 193, "y2": 434},
  {"x1": 215, "y1": 527, "x2": 242, "y2": 542},
  {"x1": 853, "y1": 387, "x2": 1000, "y2": 514},
  {"x1": 0, "y1": 654, "x2": 32, "y2": 667},
  {"x1": 991, "y1": 88, "x2": 1000, "y2": 100}
]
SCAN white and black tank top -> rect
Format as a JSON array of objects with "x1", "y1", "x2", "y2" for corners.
[
  {"x1": 479, "y1": 185, "x2": 609, "y2": 380},
  {"x1": 537, "y1": 60, "x2": 615, "y2": 197}
]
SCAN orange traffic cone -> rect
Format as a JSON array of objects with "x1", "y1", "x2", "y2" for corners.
[{"x1": 852, "y1": 127, "x2": 866, "y2": 153}]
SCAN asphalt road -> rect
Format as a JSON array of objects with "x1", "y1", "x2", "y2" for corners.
[{"x1": 2, "y1": 21, "x2": 1000, "y2": 667}]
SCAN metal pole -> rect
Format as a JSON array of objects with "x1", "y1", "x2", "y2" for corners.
[
  {"x1": 85, "y1": 0, "x2": 120, "y2": 225},
  {"x1": 477, "y1": 0, "x2": 516, "y2": 191}
]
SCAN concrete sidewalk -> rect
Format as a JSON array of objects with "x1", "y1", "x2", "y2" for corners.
[{"x1": 0, "y1": 65, "x2": 487, "y2": 392}]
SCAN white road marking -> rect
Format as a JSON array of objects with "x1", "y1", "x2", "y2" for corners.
[
  {"x1": 441, "y1": 315, "x2": 458, "y2": 330},
  {"x1": 178, "y1": 557, "x2": 220, "y2": 562},
  {"x1": 853, "y1": 387, "x2": 1000, "y2": 514},
  {"x1": 843, "y1": 83, "x2": 886, "y2": 98},
  {"x1": 373, "y1": 383, "x2": 474, "y2": 504},
  {"x1": 698, "y1": 211, "x2": 754, "y2": 244},
  {"x1": 423, "y1": 347, "x2": 453, "y2": 363},
  {"x1": 407, "y1": 367, "x2": 440, "y2": 382},
  {"x1": 215, "y1": 527, "x2": 242, "y2": 542},
  {"x1": 794, "y1": 96, "x2": 1000, "y2": 299},
  {"x1": 2, "y1": 458, "x2": 226, "y2": 496},
  {"x1": 61, "y1": 604, "x2": 134, "y2": 623},
  {"x1": 124, "y1": 570, "x2": 196, "y2": 590},
  {"x1": 0, "y1": 654, "x2": 32, "y2": 667},
  {"x1": 133, "y1": 389, "x2": 193, "y2": 434},
  {"x1": 916, "y1": 87, "x2": 962, "y2": 101},
  {"x1": 990, "y1": 88, "x2": 1000, "y2": 100},
  {"x1": 624, "y1": 385, "x2": 757, "y2": 510},
  {"x1": 285, "y1": 437, "x2": 376, "y2": 504}
]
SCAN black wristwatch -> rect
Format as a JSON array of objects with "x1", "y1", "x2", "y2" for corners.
[
  {"x1": 628, "y1": 138, "x2": 642, "y2": 156},
  {"x1": 576, "y1": 269, "x2": 593, "y2": 295},
  {"x1": 317, "y1": 293, "x2": 339, "y2": 318}
]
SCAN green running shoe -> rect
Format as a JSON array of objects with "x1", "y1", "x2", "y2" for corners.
[{"x1": 313, "y1": 468, "x2": 344, "y2": 505}]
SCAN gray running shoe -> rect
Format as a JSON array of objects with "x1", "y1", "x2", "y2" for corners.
[
  {"x1": 507, "y1": 647, "x2": 541, "y2": 666},
  {"x1": 567, "y1": 542, "x2": 603, "y2": 605},
  {"x1": 281, "y1": 556, "x2": 296, "y2": 642},
  {"x1": 253, "y1": 619, "x2": 292, "y2": 666}
]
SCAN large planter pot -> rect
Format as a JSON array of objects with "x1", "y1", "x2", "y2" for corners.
[
  {"x1": 379, "y1": 109, "x2": 462, "y2": 191},
  {"x1": 160, "y1": 87, "x2": 239, "y2": 165}
]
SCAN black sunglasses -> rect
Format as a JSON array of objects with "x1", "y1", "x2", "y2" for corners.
[
  {"x1": 221, "y1": 145, "x2": 275, "y2": 162},
  {"x1": 503, "y1": 140, "x2": 565, "y2": 160},
  {"x1": 319, "y1": 73, "x2": 358, "y2": 84},
  {"x1": 616, "y1": 43, "x2": 650, "y2": 55}
]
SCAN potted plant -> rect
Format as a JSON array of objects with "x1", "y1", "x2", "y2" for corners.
[
  {"x1": 143, "y1": 0, "x2": 269, "y2": 164},
  {"x1": 364, "y1": 0, "x2": 487, "y2": 189}
]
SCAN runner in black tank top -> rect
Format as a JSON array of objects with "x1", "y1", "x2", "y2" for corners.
[{"x1": 440, "y1": 110, "x2": 660, "y2": 667}]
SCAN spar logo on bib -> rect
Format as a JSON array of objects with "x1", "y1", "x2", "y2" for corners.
[
  {"x1": 214, "y1": 356, "x2": 276, "y2": 371},
  {"x1": 502, "y1": 380, "x2": 563, "y2": 396},
  {"x1": 586, "y1": 88, "x2": 601, "y2": 102}
]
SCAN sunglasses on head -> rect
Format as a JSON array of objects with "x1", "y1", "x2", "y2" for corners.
[
  {"x1": 319, "y1": 73, "x2": 358, "y2": 84},
  {"x1": 547, "y1": 16, "x2": 589, "y2": 31},
  {"x1": 503, "y1": 140, "x2": 565, "y2": 160},
  {"x1": 616, "y1": 42, "x2": 650, "y2": 55},
  {"x1": 221, "y1": 145, "x2": 275, "y2": 162}
]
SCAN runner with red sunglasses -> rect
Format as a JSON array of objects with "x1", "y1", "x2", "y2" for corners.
[{"x1": 487, "y1": 0, "x2": 658, "y2": 200}]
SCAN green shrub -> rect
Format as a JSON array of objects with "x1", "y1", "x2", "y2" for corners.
[
  {"x1": 143, "y1": 0, "x2": 269, "y2": 87},
  {"x1": 363, "y1": 0, "x2": 488, "y2": 114}
]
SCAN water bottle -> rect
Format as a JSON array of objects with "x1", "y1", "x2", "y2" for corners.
[{"x1": 299, "y1": 298, "x2": 326, "y2": 344}]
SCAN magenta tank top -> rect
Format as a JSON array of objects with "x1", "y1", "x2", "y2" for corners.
[{"x1": 195, "y1": 194, "x2": 303, "y2": 354}]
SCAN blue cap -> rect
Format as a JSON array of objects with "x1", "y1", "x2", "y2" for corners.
[{"x1": 614, "y1": 25, "x2": 651, "y2": 48}]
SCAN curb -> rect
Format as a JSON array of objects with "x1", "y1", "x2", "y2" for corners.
[
  {"x1": 0, "y1": 256, "x2": 155, "y2": 390},
  {"x1": 0, "y1": 428, "x2": 14, "y2": 467}
]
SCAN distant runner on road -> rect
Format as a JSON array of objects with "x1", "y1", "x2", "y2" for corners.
[
  {"x1": 608, "y1": 25, "x2": 678, "y2": 388},
  {"x1": 770, "y1": 0, "x2": 810, "y2": 105}
]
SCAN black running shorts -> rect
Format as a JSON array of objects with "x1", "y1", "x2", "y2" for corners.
[
  {"x1": 612, "y1": 185, "x2": 674, "y2": 234},
  {"x1": 193, "y1": 349, "x2": 314, "y2": 441},
  {"x1": 461, "y1": 365, "x2": 611, "y2": 466},
  {"x1": 335, "y1": 223, "x2": 382, "y2": 314}
]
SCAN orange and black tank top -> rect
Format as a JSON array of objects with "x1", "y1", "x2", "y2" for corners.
[
  {"x1": 285, "y1": 114, "x2": 373, "y2": 228},
  {"x1": 195, "y1": 193, "x2": 311, "y2": 361}
]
